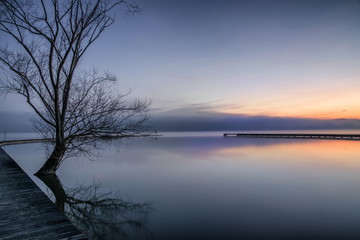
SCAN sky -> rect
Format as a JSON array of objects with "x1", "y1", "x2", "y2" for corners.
[{"x1": 1, "y1": 0, "x2": 360, "y2": 131}]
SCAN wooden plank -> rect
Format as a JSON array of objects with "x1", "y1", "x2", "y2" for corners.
[{"x1": 0, "y1": 148, "x2": 87, "y2": 240}]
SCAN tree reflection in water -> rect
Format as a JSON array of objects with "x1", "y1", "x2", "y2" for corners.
[{"x1": 37, "y1": 174, "x2": 153, "y2": 240}]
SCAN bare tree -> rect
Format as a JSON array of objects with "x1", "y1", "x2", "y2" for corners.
[{"x1": 0, "y1": 0, "x2": 149, "y2": 175}]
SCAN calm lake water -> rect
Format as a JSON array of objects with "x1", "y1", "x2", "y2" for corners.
[{"x1": 4, "y1": 131, "x2": 360, "y2": 239}]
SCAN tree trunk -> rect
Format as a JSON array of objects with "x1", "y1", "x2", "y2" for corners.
[
  {"x1": 35, "y1": 140, "x2": 65, "y2": 175},
  {"x1": 36, "y1": 174, "x2": 67, "y2": 212}
]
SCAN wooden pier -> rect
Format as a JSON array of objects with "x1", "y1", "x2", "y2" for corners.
[
  {"x1": 223, "y1": 133, "x2": 360, "y2": 140},
  {"x1": 0, "y1": 148, "x2": 86, "y2": 240}
]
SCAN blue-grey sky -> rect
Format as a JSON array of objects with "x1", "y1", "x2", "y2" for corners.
[
  {"x1": 1, "y1": 0, "x2": 360, "y2": 131},
  {"x1": 85, "y1": 0, "x2": 360, "y2": 118}
]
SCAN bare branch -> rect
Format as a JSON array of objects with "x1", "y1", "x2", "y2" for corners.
[{"x1": 0, "y1": 0, "x2": 147, "y2": 175}]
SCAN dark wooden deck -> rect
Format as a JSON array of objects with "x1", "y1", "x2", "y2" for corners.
[
  {"x1": 223, "y1": 133, "x2": 360, "y2": 140},
  {"x1": 0, "y1": 148, "x2": 86, "y2": 240}
]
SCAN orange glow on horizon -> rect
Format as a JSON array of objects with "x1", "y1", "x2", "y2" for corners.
[
  {"x1": 213, "y1": 140, "x2": 360, "y2": 170},
  {"x1": 217, "y1": 85, "x2": 360, "y2": 119}
]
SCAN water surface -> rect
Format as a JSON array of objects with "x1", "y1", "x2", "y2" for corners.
[{"x1": 4, "y1": 131, "x2": 360, "y2": 239}]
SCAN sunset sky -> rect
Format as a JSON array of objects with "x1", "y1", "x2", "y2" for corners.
[
  {"x1": 1, "y1": 0, "x2": 360, "y2": 131},
  {"x1": 86, "y1": 0, "x2": 360, "y2": 120}
]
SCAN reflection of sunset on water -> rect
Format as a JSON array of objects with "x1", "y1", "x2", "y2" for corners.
[
  {"x1": 6, "y1": 135, "x2": 360, "y2": 239},
  {"x1": 214, "y1": 140, "x2": 360, "y2": 170}
]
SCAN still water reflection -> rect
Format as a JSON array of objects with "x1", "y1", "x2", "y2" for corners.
[
  {"x1": 37, "y1": 174, "x2": 152, "y2": 240},
  {"x1": 5, "y1": 133, "x2": 360, "y2": 239}
]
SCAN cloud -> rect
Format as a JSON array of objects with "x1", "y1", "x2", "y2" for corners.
[
  {"x1": 150, "y1": 109, "x2": 360, "y2": 132},
  {"x1": 2, "y1": 101, "x2": 360, "y2": 133},
  {"x1": 151, "y1": 100, "x2": 244, "y2": 116}
]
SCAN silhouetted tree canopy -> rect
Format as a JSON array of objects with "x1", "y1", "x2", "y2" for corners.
[{"x1": 0, "y1": 0, "x2": 150, "y2": 174}]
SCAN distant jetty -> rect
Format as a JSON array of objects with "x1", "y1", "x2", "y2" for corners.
[{"x1": 223, "y1": 133, "x2": 360, "y2": 141}]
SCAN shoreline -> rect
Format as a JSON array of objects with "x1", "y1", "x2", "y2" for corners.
[{"x1": 0, "y1": 134, "x2": 162, "y2": 147}]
